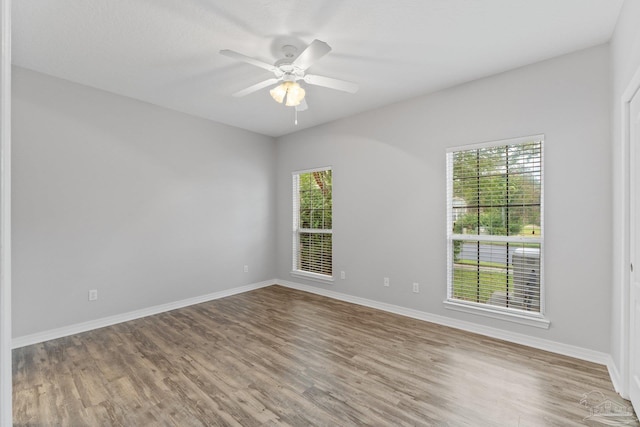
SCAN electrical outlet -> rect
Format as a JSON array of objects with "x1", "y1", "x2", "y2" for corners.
[
  {"x1": 88, "y1": 289, "x2": 98, "y2": 301},
  {"x1": 384, "y1": 277, "x2": 390, "y2": 287},
  {"x1": 412, "y1": 282, "x2": 419, "y2": 293},
  {"x1": 340, "y1": 271, "x2": 346, "y2": 280},
  {"x1": 243, "y1": 265, "x2": 249, "y2": 273}
]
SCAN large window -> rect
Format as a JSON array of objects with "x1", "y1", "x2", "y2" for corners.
[
  {"x1": 292, "y1": 167, "x2": 333, "y2": 280},
  {"x1": 446, "y1": 136, "x2": 544, "y2": 320}
]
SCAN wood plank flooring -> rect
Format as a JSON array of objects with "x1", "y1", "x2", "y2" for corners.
[{"x1": 12, "y1": 285, "x2": 639, "y2": 426}]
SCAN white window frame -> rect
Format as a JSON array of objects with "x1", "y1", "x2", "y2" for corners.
[
  {"x1": 444, "y1": 135, "x2": 549, "y2": 329},
  {"x1": 291, "y1": 166, "x2": 334, "y2": 283}
]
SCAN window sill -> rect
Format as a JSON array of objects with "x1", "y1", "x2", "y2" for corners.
[
  {"x1": 290, "y1": 270, "x2": 335, "y2": 284},
  {"x1": 443, "y1": 300, "x2": 550, "y2": 329}
]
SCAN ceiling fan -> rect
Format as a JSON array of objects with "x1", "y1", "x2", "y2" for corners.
[{"x1": 220, "y1": 39, "x2": 358, "y2": 112}]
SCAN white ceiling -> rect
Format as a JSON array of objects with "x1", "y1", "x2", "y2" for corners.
[{"x1": 12, "y1": 0, "x2": 624, "y2": 137}]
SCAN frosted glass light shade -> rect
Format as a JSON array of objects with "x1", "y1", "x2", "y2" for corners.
[
  {"x1": 269, "y1": 83, "x2": 287, "y2": 103},
  {"x1": 285, "y1": 83, "x2": 305, "y2": 106}
]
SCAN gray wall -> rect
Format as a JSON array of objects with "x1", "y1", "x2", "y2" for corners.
[
  {"x1": 276, "y1": 45, "x2": 612, "y2": 352},
  {"x1": 610, "y1": 0, "x2": 640, "y2": 384},
  {"x1": 12, "y1": 67, "x2": 276, "y2": 337}
]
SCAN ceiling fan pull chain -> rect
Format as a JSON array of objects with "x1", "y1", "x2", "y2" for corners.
[{"x1": 294, "y1": 108, "x2": 298, "y2": 125}]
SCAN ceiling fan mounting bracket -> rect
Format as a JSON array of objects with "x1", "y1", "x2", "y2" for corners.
[{"x1": 281, "y1": 45, "x2": 298, "y2": 59}]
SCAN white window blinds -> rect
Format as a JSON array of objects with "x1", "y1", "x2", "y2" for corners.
[
  {"x1": 293, "y1": 168, "x2": 333, "y2": 278},
  {"x1": 446, "y1": 136, "x2": 543, "y2": 315}
]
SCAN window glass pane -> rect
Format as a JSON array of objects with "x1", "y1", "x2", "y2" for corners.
[
  {"x1": 451, "y1": 142, "x2": 541, "y2": 238},
  {"x1": 452, "y1": 240, "x2": 541, "y2": 312},
  {"x1": 298, "y1": 233, "x2": 332, "y2": 276},
  {"x1": 299, "y1": 170, "x2": 332, "y2": 230}
]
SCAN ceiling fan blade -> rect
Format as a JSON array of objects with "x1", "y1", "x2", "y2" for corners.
[
  {"x1": 220, "y1": 49, "x2": 277, "y2": 72},
  {"x1": 292, "y1": 39, "x2": 331, "y2": 70},
  {"x1": 233, "y1": 78, "x2": 280, "y2": 97},
  {"x1": 295, "y1": 98, "x2": 308, "y2": 112},
  {"x1": 304, "y1": 74, "x2": 359, "y2": 94}
]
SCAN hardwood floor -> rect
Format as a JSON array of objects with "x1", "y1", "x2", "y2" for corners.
[{"x1": 12, "y1": 285, "x2": 638, "y2": 426}]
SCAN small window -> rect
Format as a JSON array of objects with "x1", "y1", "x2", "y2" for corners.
[
  {"x1": 292, "y1": 168, "x2": 333, "y2": 280},
  {"x1": 446, "y1": 136, "x2": 544, "y2": 320}
]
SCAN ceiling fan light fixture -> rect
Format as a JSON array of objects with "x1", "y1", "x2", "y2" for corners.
[{"x1": 270, "y1": 81, "x2": 306, "y2": 107}]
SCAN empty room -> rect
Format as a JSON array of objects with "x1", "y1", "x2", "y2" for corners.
[{"x1": 2, "y1": 0, "x2": 640, "y2": 425}]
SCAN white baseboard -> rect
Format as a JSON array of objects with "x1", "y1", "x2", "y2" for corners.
[
  {"x1": 12, "y1": 280, "x2": 276, "y2": 349},
  {"x1": 277, "y1": 279, "x2": 611, "y2": 366},
  {"x1": 607, "y1": 356, "x2": 628, "y2": 398}
]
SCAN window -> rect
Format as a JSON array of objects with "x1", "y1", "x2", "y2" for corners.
[
  {"x1": 292, "y1": 167, "x2": 333, "y2": 280},
  {"x1": 446, "y1": 136, "x2": 544, "y2": 322}
]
